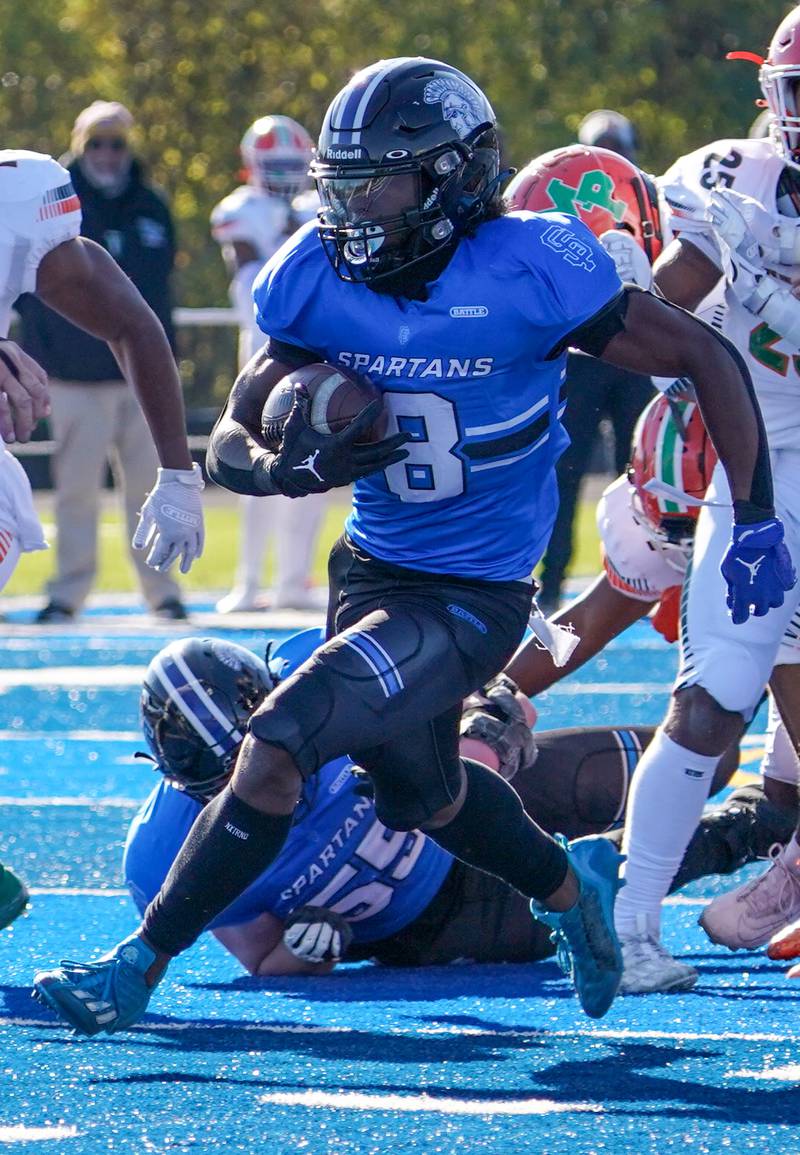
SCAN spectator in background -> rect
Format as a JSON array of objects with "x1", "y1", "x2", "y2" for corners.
[
  {"x1": 17, "y1": 101, "x2": 188, "y2": 623},
  {"x1": 211, "y1": 116, "x2": 327, "y2": 615},
  {"x1": 532, "y1": 109, "x2": 653, "y2": 615}
]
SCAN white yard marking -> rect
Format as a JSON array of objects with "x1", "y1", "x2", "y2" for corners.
[
  {"x1": 726, "y1": 1064, "x2": 800, "y2": 1081},
  {"x1": 0, "y1": 1125, "x2": 80, "y2": 1142},
  {"x1": 257, "y1": 1090, "x2": 601, "y2": 1115}
]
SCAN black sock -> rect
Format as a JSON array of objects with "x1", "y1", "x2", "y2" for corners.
[
  {"x1": 142, "y1": 785, "x2": 294, "y2": 956},
  {"x1": 427, "y1": 759, "x2": 568, "y2": 901}
]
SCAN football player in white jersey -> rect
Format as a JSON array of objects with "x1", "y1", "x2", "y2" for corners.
[
  {"x1": 0, "y1": 150, "x2": 204, "y2": 588},
  {"x1": 610, "y1": 5, "x2": 800, "y2": 992},
  {"x1": 0, "y1": 149, "x2": 206, "y2": 928},
  {"x1": 211, "y1": 116, "x2": 327, "y2": 614}
]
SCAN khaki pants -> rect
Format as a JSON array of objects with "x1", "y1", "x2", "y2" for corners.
[{"x1": 45, "y1": 379, "x2": 181, "y2": 612}]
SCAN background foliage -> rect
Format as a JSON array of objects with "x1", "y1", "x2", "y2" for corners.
[{"x1": 1, "y1": 0, "x2": 792, "y2": 402}]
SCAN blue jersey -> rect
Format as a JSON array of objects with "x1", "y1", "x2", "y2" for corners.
[
  {"x1": 123, "y1": 759, "x2": 453, "y2": 944},
  {"x1": 254, "y1": 211, "x2": 621, "y2": 580}
]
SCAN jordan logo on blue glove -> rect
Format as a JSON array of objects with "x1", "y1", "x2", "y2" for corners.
[
  {"x1": 736, "y1": 555, "x2": 764, "y2": 585},
  {"x1": 721, "y1": 514, "x2": 796, "y2": 625}
]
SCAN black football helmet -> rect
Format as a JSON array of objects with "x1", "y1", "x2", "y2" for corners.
[
  {"x1": 140, "y1": 638, "x2": 276, "y2": 803},
  {"x1": 311, "y1": 57, "x2": 501, "y2": 285}
]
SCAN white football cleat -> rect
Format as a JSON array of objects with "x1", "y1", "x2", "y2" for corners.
[
  {"x1": 619, "y1": 916, "x2": 698, "y2": 994},
  {"x1": 700, "y1": 842, "x2": 800, "y2": 950},
  {"x1": 215, "y1": 586, "x2": 262, "y2": 614}
]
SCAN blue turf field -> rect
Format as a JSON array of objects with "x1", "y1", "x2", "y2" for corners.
[{"x1": 1, "y1": 604, "x2": 799, "y2": 1154}]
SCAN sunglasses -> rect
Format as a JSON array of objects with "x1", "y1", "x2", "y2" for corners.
[{"x1": 85, "y1": 137, "x2": 128, "y2": 152}]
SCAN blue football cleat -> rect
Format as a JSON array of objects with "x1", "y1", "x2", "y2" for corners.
[
  {"x1": 531, "y1": 835, "x2": 625, "y2": 1019},
  {"x1": 0, "y1": 864, "x2": 29, "y2": 930},
  {"x1": 32, "y1": 934, "x2": 163, "y2": 1037}
]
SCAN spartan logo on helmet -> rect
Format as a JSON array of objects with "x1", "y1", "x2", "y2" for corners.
[{"x1": 423, "y1": 76, "x2": 485, "y2": 140}]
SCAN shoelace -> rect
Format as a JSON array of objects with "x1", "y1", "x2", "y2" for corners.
[
  {"x1": 623, "y1": 933, "x2": 681, "y2": 969},
  {"x1": 550, "y1": 929, "x2": 573, "y2": 977},
  {"x1": 742, "y1": 844, "x2": 800, "y2": 917}
]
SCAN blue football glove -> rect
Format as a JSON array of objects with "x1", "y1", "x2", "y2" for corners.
[{"x1": 721, "y1": 517, "x2": 796, "y2": 625}]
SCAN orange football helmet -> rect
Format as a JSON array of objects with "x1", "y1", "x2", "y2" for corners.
[
  {"x1": 506, "y1": 144, "x2": 663, "y2": 263},
  {"x1": 628, "y1": 394, "x2": 718, "y2": 563},
  {"x1": 240, "y1": 115, "x2": 314, "y2": 197}
]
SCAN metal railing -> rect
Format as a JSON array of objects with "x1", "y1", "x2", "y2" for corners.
[{"x1": 7, "y1": 306, "x2": 239, "y2": 459}]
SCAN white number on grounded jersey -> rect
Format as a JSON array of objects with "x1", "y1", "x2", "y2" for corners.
[
  {"x1": 381, "y1": 391, "x2": 464, "y2": 502},
  {"x1": 310, "y1": 821, "x2": 427, "y2": 922}
]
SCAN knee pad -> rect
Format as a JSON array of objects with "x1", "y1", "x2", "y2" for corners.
[
  {"x1": 367, "y1": 758, "x2": 463, "y2": 832},
  {"x1": 248, "y1": 673, "x2": 335, "y2": 777}
]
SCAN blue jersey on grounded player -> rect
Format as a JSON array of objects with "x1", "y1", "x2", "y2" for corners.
[
  {"x1": 123, "y1": 758, "x2": 453, "y2": 944},
  {"x1": 254, "y1": 210, "x2": 622, "y2": 581}
]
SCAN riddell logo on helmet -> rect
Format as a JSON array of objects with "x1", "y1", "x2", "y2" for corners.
[{"x1": 326, "y1": 146, "x2": 367, "y2": 161}]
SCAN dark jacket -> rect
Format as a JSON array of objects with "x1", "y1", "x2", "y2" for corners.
[{"x1": 16, "y1": 158, "x2": 176, "y2": 382}]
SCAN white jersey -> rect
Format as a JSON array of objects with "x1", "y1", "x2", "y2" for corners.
[
  {"x1": 0, "y1": 151, "x2": 77, "y2": 577},
  {"x1": 0, "y1": 150, "x2": 82, "y2": 337},
  {"x1": 660, "y1": 137, "x2": 800, "y2": 449},
  {"x1": 210, "y1": 185, "x2": 295, "y2": 262},
  {"x1": 211, "y1": 183, "x2": 319, "y2": 366},
  {"x1": 597, "y1": 474, "x2": 686, "y2": 602}
]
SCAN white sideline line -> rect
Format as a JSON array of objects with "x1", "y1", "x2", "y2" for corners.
[
  {"x1": 0, "y1": 666, "x2": 146, "y2": 688},
  {"x1": 22, "y1": 885, "x2": 707, "y2": 906},
  {"x1": 257, "y1": 1090, "x2": 601, "y2": 1115},
  {"x1": 0, "y1": 730, "x2": 140, "y2": 741},
  {"x1": 546, "y1": 682, "x2": 671, "y2": 695},
  {"x1": 8, "y1": 1016, "x2": 798, "y2": 1045},
  {"x1": 28, "y1": 887, "x2": 128, "y2": 897},
  {"x1": 0, "y1": 665, "x2": 673, "y2": 695},
  {"x1": 0, "y1": 796, "x2": 138, "y2": 807}
]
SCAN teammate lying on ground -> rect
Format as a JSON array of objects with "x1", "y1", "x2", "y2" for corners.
[{"x1": 124, "y1": 632, "x2": 776, "y2": 976}]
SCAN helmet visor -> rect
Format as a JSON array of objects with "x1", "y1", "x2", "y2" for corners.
[
  {"x1": 318, "y1": 171, "x2": 421, "y2": 268},
  {"x1": 318, "y1": 171, "x2": 419, "y2": 228}
]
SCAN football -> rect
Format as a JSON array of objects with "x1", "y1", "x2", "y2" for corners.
[{"x1": 261, "y1": 362, "x2": 387, "y2": 450}]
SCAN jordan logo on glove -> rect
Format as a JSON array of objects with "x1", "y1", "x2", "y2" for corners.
[
  {"x1": 735, "y1": 555, "x2": 765, "y2": 585},
  {"x1": 293, "y1": 450, "x2": 324, "y2": 483},
  {"x1": 721, "y1": 513, "x2": 796, "y2": 624}
]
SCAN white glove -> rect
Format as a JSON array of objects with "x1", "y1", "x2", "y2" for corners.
[
  {"x1": 708, "y1": 200, "x2": 769, "y2": 314},
  {"x1": 282, "y1": 905, "x2": 353, "y2": 963},
  {"x1": 597, "y1": 229, "x2": 652, "y2": 289},
  {"x1": 132, "y1": 463, "x2": 205, "y2": 574},
  {"x1": 707, "y1": 187, "x2": 779, "y2": 262},
  {"x1": 0, "y1": 339, "x2": 50, "y2": 444}
]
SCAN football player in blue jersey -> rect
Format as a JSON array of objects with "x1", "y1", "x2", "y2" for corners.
[
  {"x1": 34, "y1": 58, "x2": 793, "y2": 1032},
  {"x1": 119, "y1": 635, "x2": 754, "y2": 977}
]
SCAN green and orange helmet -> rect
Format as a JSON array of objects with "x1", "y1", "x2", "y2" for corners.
[
  {"x1": 628, "y1": 394, "x2": 717, "y2": 560},
  {"x1": 506, "y1": 144, "x2": 663, "y2": 263}
]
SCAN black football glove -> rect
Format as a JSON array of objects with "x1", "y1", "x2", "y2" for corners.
[
  {"x1": 283, "y1": 905, "x2": 354, "y2": 963},
  {"x1": 266, "y1": 387, "x2": 410, "y2": 497}
]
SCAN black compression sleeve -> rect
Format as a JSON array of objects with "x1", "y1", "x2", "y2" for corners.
[
  {"x1": 142, "y1": 785, "x2": 294, "y2": 956},
  {"x1": 205, "y1": 410, "x2": 282, "y2": 496},
  {"x1": 426, "y1": 759, "x2": 568, "y2": 901},
  {"x1": 548, "y1": 288, "x2": 630, "y2": 359},
  {"x1": 265, "y1": 336, "x2": 321, "y2": 368}
]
